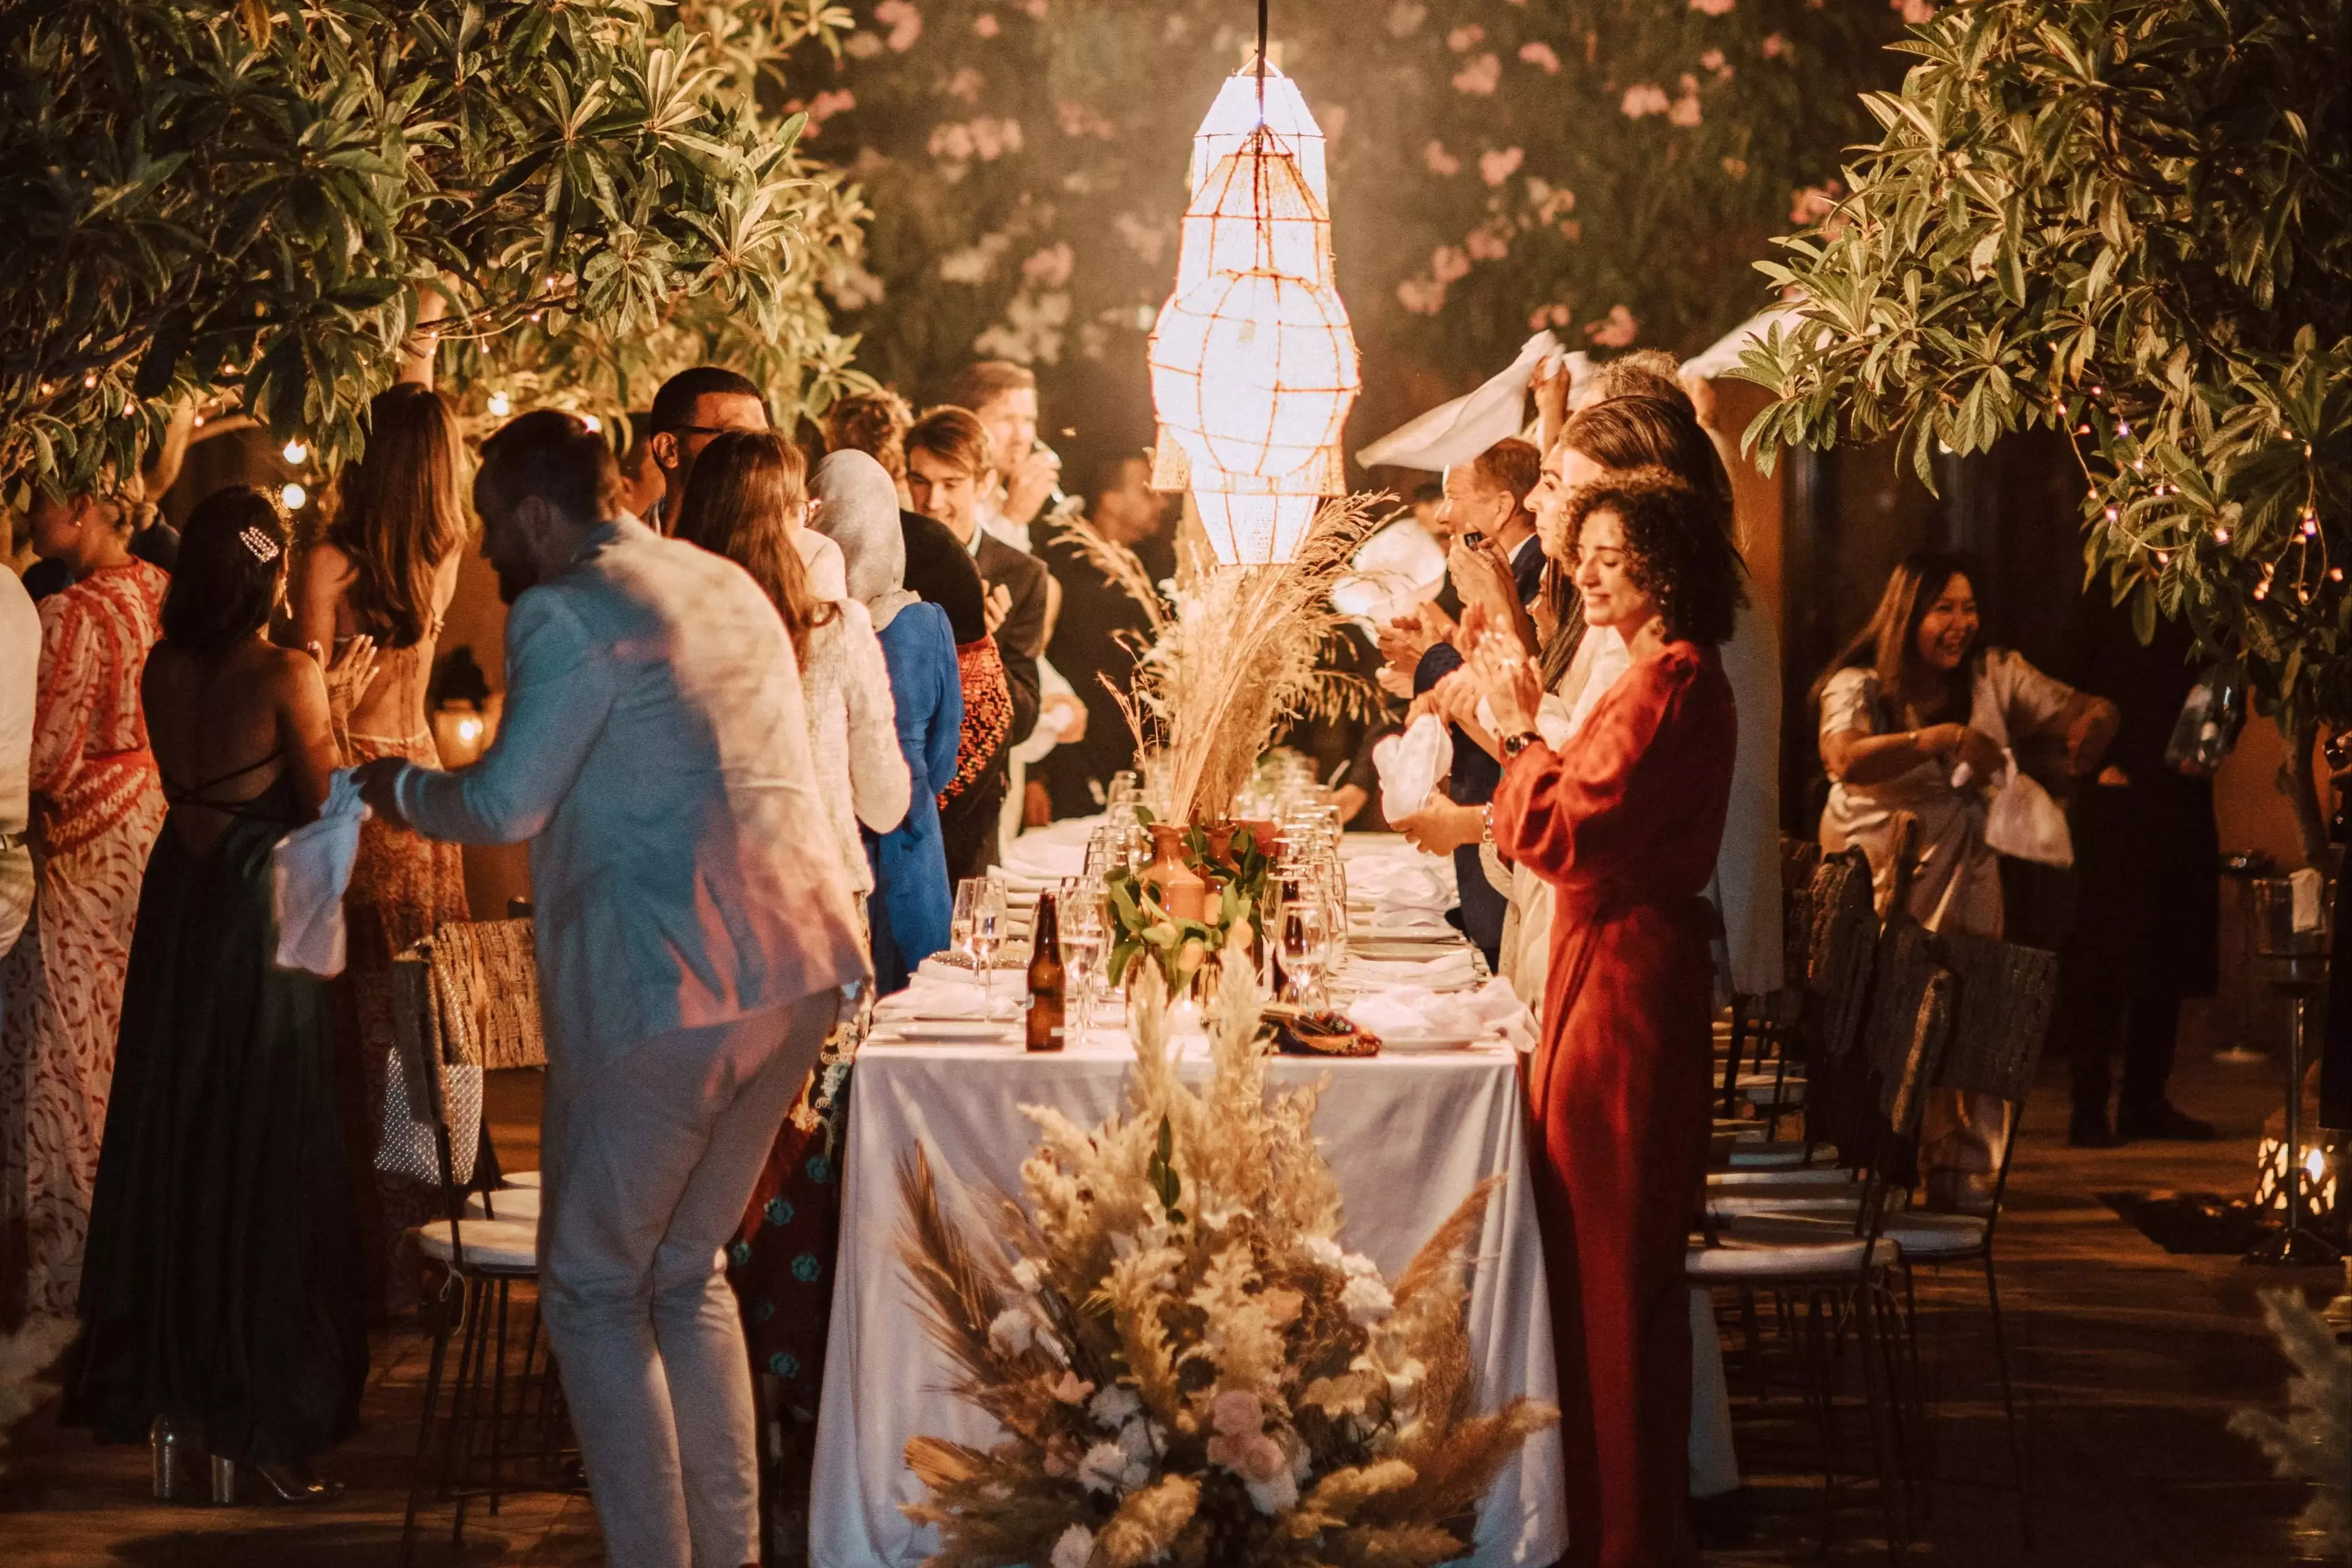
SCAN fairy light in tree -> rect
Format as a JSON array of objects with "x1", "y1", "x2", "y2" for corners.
[{"x1": 1147, "y1": 2, "x2": 1359, "y2": 565}]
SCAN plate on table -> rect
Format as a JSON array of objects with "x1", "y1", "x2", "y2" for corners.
[
  {"x1": 1349, "y1": 935, "x2": 1462, "y2": 960},
  {"x1": 1378, "y1": 1033, "x2": 1493, "y2": 1054},
  {"x1": 877, "y1": 1020, "x2": 1015, "y2": 1044}
]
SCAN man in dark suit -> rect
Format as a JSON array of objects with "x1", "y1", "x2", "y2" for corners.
[{"x1": 905, "y1": 405, "x2": 1047, "y2": 875}]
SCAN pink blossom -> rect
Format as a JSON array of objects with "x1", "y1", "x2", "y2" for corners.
[
  {"x1": 1022, "y1": 241, "x2": 1074, "y2": 288},
  {"x1": 1466, "y1": 225, "x2": 1509, "y2": 262},
  {"x1": 1721, "y1": 155, "x2": 1750, "y2": 178},
  {"x1": 1422, "y1": 140, "x2": 1460, "y2": 176},
  {"x1": 1668, "y1": 75, "x2": 1703, "y2": 127},
  {"x1": 1430, "y1": 245, "x2": 1471, "y2": 284},
  {"x1": 1479, "y1": 146, "x2": 1524, "y2": 186},
  {"x1": 1017, "y1": 0, "x2": 1047, "y2": 15},
  {"x1": 1396, "y1": 277, "x2": 1447, "y2": 315},
  {"x1": 1700, "y1": 48, "x2": 1728, "y2": 72},
  {"x1": 1527, "y1": 303, "x2": 1573, "y2": 331},
  {"x1": 1056, "y1": 100, "x2": 1114, "y2": 140},
  {"x1": 811, "y1": 89, "x2": 856, "y2": 120},
  {"x1": 1518, "y1": 40, "x2": 1561, "y2": 74},
  {"x1": 1761, "y1": 32, "x2": 1789, "y2": 58},
  {"x1": 944, "y1": 68, "x2": 981, "y2": 102},
  {"x1": 1447, "y1": 23, "x2": 1483, "y2": 51},
  {"x1": 1619, "y1": 83, "x2": 1670, "y2": 118},
  {"x1": 974, "y1": 11, "x2": 1000, "y2": 37},
  {"x1": 1050, "y1": 1371, "x2": 1095, "y2": 1404},
  {"x1": 1452, "y1": 53, "x2": 1501, "y2": 94},
  {"x1": 875, "y1": 0, "x2": 922, "y2": 51},
  {"x1": 1690, "y1": 0, "x2": 1736, "y2": 12},
  {"x1": 1585, "y1": 305, "x2": 1638, "y2": 348},
  {"x1": 1892, "y1": 0, "x2": 1935, "y2": 20},
  {"x1": 1210, "y1": 1388, "x2": 1264, "y2": 1436},
  {"x1": 1559, "y1": 219, "x2": 1582, "y2": 242}
]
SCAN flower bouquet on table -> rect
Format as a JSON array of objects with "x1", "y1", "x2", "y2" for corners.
[{"x1": 896, "y1": 929, "x2": 1555, "y2": 1567}]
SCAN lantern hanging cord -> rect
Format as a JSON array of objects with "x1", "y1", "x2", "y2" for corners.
[{"x1": 1256, "y1": 0, "x2": 1268, "y2": 117}]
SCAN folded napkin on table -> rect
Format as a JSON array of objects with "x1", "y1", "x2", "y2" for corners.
[
  {"x1": 1373, "y1": 715, "x2": 1450, "y2": 824},
  {"x1": 1003, "y1": 831, "x2": 1090, "y2": 883},
  {"x1": 1345, "y1": 976, "x2": 1535, "y2": 1052},
  {"x1": 272, "y1": 768, "x2": 368, "y2": 977},
  {"x1": 1342, "y1": 948, "x2": 1482, "y2": 990},
  {"x1": 1346, "y1": 849, "x2": 1458, "y2": 913}
]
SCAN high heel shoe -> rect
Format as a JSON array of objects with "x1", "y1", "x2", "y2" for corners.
[{"x1": 250, "y1": 1460, "x2": 344, "y2": 1504}]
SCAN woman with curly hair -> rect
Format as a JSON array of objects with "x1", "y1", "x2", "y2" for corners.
[{"x1": 1466, "y1": 466, "x2": 1743, "y2": 1568}]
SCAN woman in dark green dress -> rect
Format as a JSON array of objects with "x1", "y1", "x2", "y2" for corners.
[{"x1": 69, "y1": 486, "x2": 373, "y2": 1498}]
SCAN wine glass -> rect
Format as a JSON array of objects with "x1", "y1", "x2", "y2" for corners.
[
  {"x1": 954, "y1": 877, "x2": 1008, "y2": 1017},
  {"x1": 1056, "y1": 878, "x2": 1104, "y2": 1042},
  {"x1": 1279, "y1": 880, "x2": 1330, "y2": 1008}
]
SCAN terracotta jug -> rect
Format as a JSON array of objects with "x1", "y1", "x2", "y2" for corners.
[{"x1": 1142, "y1": 822, "x2": 1210, "y2": 923}]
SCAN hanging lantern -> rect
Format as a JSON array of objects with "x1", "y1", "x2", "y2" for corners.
[
  {"x1": 1189, "y1": 56, "x2": 1325, "y2": 206},
  {"x1": 1150, "y1": 64, "x2": 1358, "y2": 566}
]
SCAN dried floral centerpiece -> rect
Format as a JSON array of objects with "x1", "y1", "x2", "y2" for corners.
[
  {"x1": 897, "y1": 932, "x2": 1554, "y2": 1566},
  {"x1": 1052, "y1": 500, "x2": 1380, "y2": 995}
]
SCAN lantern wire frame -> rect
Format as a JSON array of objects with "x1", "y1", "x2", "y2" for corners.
[{"x1": 1149, "y1": 96, "x2": 1359, "y2": 565}]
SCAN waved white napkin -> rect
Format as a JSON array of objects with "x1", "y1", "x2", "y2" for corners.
[
  {"x1": 271, "y1": 769, "x2": 368, "y2": 977},
  {"x1": 1347, "y1": 976, "x2": 1535, "y2": 1052},
  {"x1": 1333, "y1": 518, "x2": 1448, "y2": 627},
  {"x1": 1357, "y1": 331, "x2": 1572, "y2": 471},
  {"x1": 1373, "y1": 715, "x2": 1451, "y2": 826},
  {"x1": 1347, "y1": 846, "x2": 1457, "y2": 912}
]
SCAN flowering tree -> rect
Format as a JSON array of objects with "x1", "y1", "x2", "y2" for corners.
[
  {"x1": 0, "y1": 0, "x2": 866, "y2": 502},
  {"x1": 785, "y1": 0, "x2": 1910, "y2": 444},
  {"x1": 1736, "y1": 0, "x2": 2351, "y2": 839}
]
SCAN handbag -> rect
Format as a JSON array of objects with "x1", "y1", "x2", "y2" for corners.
[{"x1": 375, "y1": 1046, "x2": 482, "y2": 1186}]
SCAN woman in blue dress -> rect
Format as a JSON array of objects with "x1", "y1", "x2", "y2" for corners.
[{"x1": 812, "y1": 450, "x2": 962, "y2": 993}]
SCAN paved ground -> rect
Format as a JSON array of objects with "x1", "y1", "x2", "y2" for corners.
[{"x1": 2, "y1": 1035, "x2": 2343, "y2": 1566}]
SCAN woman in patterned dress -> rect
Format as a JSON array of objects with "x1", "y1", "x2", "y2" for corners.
[
  {"x1": 291, "y1": 383, "x2": 473, "y2": 1311},
  {"x1": 1, "y1": 488, "x2": 169, "y2": 1323}
]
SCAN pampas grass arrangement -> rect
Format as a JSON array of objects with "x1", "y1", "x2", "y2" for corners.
[
  {"x1": 2230, "y1": 1289, "x2": 2350, "y2": 1558},
  {"x1": 1057, "y1": 499, "x2": 1382, "y2": 827},
  {"x1": 896, "y1": 928, "x2": 1555, "y2": 1567}
]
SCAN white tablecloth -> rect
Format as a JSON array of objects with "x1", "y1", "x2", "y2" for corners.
[{"x1": 808, "y1": 1031, "x2": 1568, "y2": 1567}]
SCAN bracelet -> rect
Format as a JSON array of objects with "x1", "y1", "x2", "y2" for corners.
[{"x1": 1480, "y1": 804, "x2": 1496, "y2": 850}]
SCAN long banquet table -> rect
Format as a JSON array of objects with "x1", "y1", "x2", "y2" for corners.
[{"x1": 806, "y1": 1023, "x2": 1569, "y2": 1567}]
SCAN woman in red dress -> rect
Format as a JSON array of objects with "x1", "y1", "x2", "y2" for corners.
[{"x1": 1467, "y1": 466, "x2": 1744, "y2": 1568}]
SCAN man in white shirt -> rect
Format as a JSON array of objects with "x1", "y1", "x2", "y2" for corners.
[{"x1": 356, "y1": 412, "x2": 865, "y2": 1568}]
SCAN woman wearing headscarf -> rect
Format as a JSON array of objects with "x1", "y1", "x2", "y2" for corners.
[{"x1": 811, "y1": 450, "x2": 965, "y2": 992}]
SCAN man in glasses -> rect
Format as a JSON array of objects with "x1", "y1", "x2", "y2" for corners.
[{"x1": 644, "y1": 366, "x2": 771, "y2": 533}]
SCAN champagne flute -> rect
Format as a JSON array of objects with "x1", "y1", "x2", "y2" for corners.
[
  {"x1": 975, "y1": 877, "x2": 1008, "y2": 1017},
  {"x1": 1279, "y1": 880, "x2": 1330, "y2": 1009},
  {"x1": 1056, "y1": 878, "x2": 1104, "y2": 1042}
]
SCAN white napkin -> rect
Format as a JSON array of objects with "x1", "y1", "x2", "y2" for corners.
[
  {"x1": 1373, "y1": 715, "x2": 1450, "y2": 826},
  {"x1": 271, "y1": 769, "x2": 368, "y2": 977},
  {"x1": 1346, "y1": 976, "x2": 1535, "y2": 1052},
  {"x1": 2291, "y1": 867, "x2": 2325, "y2": 933},
  {"x1": 1357, "y1": 331, "x2": 1569, "y2": 471},
  {"x1": 1347, "y1": 846, "x2": 1457, "y2": 911},
  {"x1": 1343, "y1": 949, "x2": 1482, "y2": 990},
  {"x1": 1333, "y1": 517, "x2": 1448, "y2": 627}
]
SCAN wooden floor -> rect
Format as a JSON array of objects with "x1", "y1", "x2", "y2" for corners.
[{"x1": 2, "y1": 1032, "x2": 2344, "y2": 1566}]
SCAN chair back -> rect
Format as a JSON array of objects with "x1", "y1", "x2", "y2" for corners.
[
  {"x1": 1928, "y1": 930, "x2": 2060, "y2": 1220},
  {"x1": 390, "y1": 947, "x2": 470, "y2": 1231},
  {"x1": 1836, "y1": 954, "x2": 1958, "y2": 1243},
  {"x1": 1800, "y1": 848, "x2": 1877, "y2": 1058}
]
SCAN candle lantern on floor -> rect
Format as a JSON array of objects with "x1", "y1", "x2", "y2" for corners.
[{"x1": 2245, "y1": 874, "x2": 2346, "y2": 1264}]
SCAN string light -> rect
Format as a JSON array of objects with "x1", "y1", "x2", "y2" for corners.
[
  {"x1": 282, "y1": 439, "x2": 307, "y2": 465},
  {"x1": 488, "y1": 390, "x2": 512, "y2": 418},
  {"x1": 281, "y1": 481, "x2": 307, "y2": 511}
]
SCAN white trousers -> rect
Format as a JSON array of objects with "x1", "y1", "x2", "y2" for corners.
[{"x1": 538, "y1": 990, "x2": 839, "y2": 1568}]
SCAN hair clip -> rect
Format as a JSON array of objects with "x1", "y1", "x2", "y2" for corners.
[{"x1": 239, "y1": 525, "x2": 282, "y2": 564}]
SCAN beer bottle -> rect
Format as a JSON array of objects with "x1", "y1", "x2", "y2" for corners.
[{"x1": 1026, "y1": 891, "x2": 1065, "y2": 1052}]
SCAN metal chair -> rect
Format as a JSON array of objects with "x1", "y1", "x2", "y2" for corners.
[
  {"x1": 391, "y1": 932, "x2": 573, "y2": 1565},
  {"x1": 1692, "y1": 919, "x2": 1956, "y2": 1560}
]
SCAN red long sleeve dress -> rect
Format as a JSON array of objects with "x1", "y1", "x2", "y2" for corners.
[{"x1": 1490, "y1": 640, "x2": 1736, "y2": 1568}]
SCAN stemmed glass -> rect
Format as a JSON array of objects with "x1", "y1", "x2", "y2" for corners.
[
  {"x1": 1056, "y1": 878, "x2": 1105, "y2": 1043},
  {"x1": 1278, "y1": 874, "x2": 1332, "y2": 1009},
  {"x1": 953, "y1": 876, "x2": 1009, "y2": 1018}
]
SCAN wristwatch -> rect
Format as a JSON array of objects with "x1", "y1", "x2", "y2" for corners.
[{"x1": 1501, "y1": 730, "x2": 1543, "y2": 760}]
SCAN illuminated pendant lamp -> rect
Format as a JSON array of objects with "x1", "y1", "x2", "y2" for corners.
[{"x1": 1148, "y1": 5, "x2": 1359, "y2": 566}]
